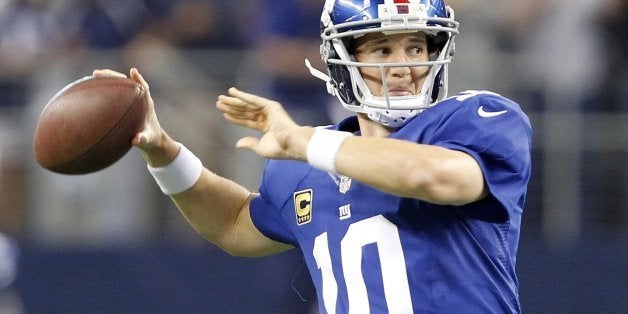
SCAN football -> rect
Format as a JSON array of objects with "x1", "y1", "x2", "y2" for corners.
[{"x1": 33, "y1": 76, "x2": 148, "y2": 174}]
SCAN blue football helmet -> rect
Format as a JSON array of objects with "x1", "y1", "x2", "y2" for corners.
[{"x1": 306, "y1": 0, "x2": 459, "y2": 127}]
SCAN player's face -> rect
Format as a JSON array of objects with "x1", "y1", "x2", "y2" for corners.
[{"x1": 353, "y1": 32, "x2": 430, "y2": 97}]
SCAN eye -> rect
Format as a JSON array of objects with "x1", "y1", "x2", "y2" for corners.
[
  {"x1": 408, "y1": 47, "x2": 425, "y2": 55},
  {"x1": 372, "y1": 47, "x2": 392, "y2": 55}
]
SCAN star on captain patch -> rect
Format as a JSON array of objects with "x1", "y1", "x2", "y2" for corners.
[{"x1": 294, "y1": 189, "x2": 313, "y2": 226}]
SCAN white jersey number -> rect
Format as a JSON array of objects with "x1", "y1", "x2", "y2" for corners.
[{"x1": 313, "y1": 215, "x2": 413, "y2": 314}]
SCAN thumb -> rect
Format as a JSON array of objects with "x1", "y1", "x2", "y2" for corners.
[
  {"x1": 131, "y1": 132, "x2": 144, "y2": 146},
  {"x1": 235, "y1": 137, "x2": 260, "y2": 151},
  {"x1": 132, "y1": 130, "x2": 151, "y2": 147}
]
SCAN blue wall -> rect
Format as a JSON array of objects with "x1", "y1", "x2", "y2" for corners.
[{"x1": 12, "y1": 229, "x2": 628, "y2": 313}]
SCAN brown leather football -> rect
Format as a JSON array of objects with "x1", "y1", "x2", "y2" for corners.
[{"x1": 33, "y1": 76, "x2": 148, "y2": 174}]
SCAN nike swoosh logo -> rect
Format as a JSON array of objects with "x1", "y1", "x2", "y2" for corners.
[{"x1": 477, "y1": 106, "x2": 507, "y2": 118}]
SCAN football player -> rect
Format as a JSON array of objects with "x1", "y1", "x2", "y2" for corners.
[{"x1": 96, "y1": 0, "x2": 532, "y2": 312}]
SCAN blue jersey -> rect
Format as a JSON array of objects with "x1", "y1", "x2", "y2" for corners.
[{"x1": 250, "y1": 91, "x2": 532, "y2": 313}]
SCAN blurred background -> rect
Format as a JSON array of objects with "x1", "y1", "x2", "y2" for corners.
[{"x1": 0, "y1": 0, "x2": 626, "y2": 313}]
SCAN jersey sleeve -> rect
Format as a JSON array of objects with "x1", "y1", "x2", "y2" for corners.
[
  {"x1": 249, "y1": 159, "x2": 307, "y2": 247},
  {"x1": 250, "y1": 193, "x2": 296, "y2": 246},
  {"x1": 445, "y1": 93, "x2": 531, "y2": 213},
  {"x1": 405, "y1": 92, "x2": 533, "y2": 216}
]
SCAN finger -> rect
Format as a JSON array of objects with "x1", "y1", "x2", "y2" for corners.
[
  {"x1": 218, "y1": 95, "x2": 263, "y2": 111},
  {"x1": 222, "y1": 113, "x2": 264, "y2": 130},
  {"x1": 216, "y1": 101, "x2": 264, "y2": 120},
  {"x1": 227, "y1": 87, "x2": 278, "y2": 108},
  {"x1": 216, "y1": 97, "x2": 256, "y2": 113},
  {"x1": 129, "y1": 68, "x2": 151, "y2": 96},
  {"x1": 93, "y1": 69, "x2": 127, "y2": 78}
]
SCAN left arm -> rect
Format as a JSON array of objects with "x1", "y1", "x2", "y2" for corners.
[
  {"x1": 218, "y1": 88, "x2": 487, "y2": 206},
  {"x1": 334, "y1": 136, "x2": 487, "y2": 205}
]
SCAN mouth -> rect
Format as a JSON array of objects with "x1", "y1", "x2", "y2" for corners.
[{"x1": 386, "y1": 87, "x2": 414, "y2": 97}]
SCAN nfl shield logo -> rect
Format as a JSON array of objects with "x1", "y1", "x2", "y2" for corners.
[{"x1": 339, "y1": 176, "x2": 352, "y2": 194}]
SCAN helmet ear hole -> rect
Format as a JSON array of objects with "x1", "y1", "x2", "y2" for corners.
[
  {"x1": 427, "y1": 32, "x2": 451, "y2": 61},
  {"x1": 344, "y1": 38, "x2": 357, "y2": 54},
  {"x1": 427, "y1": 32, "x2": 449, "y2": 55},
  {"x1": 431, "y1": 70, "x2": 444, "y2": 101},
  {"x1": 329, "y1": 62, "x2": 355, "y2": 105}
]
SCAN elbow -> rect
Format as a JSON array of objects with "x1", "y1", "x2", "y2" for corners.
[
  {"x1": 206, "y1": 235, "x2": 261, "y2": 258},
  {"x1": 405, "y1": 164, "x2": 483, "y2": 206},
  {"x1": 186, "y1": 225, "x2": 256, "y2": 257},
  {"x1": 405, "y1": 171, "x2": 454, "y2": 205},
  {"x1": 219, "y1": 240, "x2": 288, "y2": 258},
  {"x1": 201, "y1": 230, "x2": 255, "y2": 258},
  {"x1": 210, "y1": 227, "x2": 287, "y2": 258},
  {"x1": 220, "y1": 245, "x2": 259, "y2": 258}
]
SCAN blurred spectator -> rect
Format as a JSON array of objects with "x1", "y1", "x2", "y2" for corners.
[
  {"x1": 597, "y1": 0, "x2": 628, "y2": 113},
  {"x1": 0, "y1": 233, "x2": 22, "y2": 313},
  {"x1": 580, "y1": 0, "x2": 628, "y2": 237},
  {"x1": 443, "y1": 0, "x2": 507, "y2": 95},
  {"x1": 447, "y1": 0, "x2": 619, "y2": 247},
  {"x1": 145, "y1": 0, "x2": 249, "y2": 49},
  {"x1": 22, "y1": 0, "x2": 163, "y2": 247},
  {"x1": 0, "y1": 0, "x2": 67, "y2": 237},
  {"x1": 494, "y1": 0, "x2": 604, "y2": 110},
  {"x1": 0, "y1": 2, "x2": 64, "y2": 310},
  {"x1": 248, "y1": 0, "x2": 336, "y2": 126},
  {"x1": 494, "y1": 0, "x2": 608, "y2": 247},
  {"x1": 117, "y1": 0, "x2": 263, "y2": 237},
  {"x1": 21, "y1": 1, "x2": 269, "y2": 247},
  {"x1": 72, "y1": 0, "x2": 153, "y2": 48},
  {"x1": 0, "y1": 0, "x2": 63, "y2": 109}
]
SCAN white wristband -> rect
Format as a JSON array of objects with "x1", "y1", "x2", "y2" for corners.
[
  {"x1": 147, "y1": 143, "x2": 203, "y2": 195},
  {"x1": 306, "y1": 128, "x2": 352, "y2": 174}
]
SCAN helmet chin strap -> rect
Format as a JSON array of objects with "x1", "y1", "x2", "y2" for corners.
[
  {"x1": 305, "y1": 59, "x2": 337, "y2": 96},
  {"x1": 305, "y1": 59, "x2": 330, "y2": 82}
]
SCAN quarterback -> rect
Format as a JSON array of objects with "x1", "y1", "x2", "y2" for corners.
[{"x1": 96, "y1": 0, "x2": 532, "y2": 312}]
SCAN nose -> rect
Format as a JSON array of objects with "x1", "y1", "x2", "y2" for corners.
[
  {"x1": 387, "y1": 51, "x2": 411, "y2": 78},
  {"x1": 389, "y1": 65, "x2": 411, "y2": 78}
]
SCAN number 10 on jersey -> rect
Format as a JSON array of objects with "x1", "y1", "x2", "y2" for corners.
[{"x1": 312, "y1": 215, "x2": 413, "y2": 313}]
